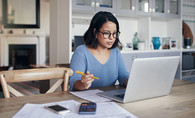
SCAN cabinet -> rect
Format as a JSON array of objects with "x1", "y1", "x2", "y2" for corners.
[
  {"x1": 166, "y1": 0, "x2": 181, "y2": 18},
  {"x1": 72, "y1": 0, "x2": 116, "y2": 13},
  {"x1": 136, "y1": 0, "x2": 153, "y2": 16},
  {"x1": 136, "y1": 0, "x2": 181, "y2": 18},
  {"x1": 181, "y1": 0, "x2": 195, "y2": 81},
  {"x1": 182, "y1": 50, "x2": 195, "y2": 82},
  {"x1": 116, "y1": 0, "x2": 136, "y2": 16},
  {"x1": 118, "y1": 16, "x2": 182, "y2": 52},
  {"x1": 72, "y1": 0, "x2": 181, "y2": 18}
]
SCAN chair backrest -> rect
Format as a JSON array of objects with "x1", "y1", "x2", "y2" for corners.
[
  {"x1": 0, "y1": 67, "x2": 73, "y2": 98},
  {"x1": 55, "y1": 63, "x2": 70, "y2": 68},
  {"x1": 0, "y1": 66, "x2": 12, "y2": 92}
]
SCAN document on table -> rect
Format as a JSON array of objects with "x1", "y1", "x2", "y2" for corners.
[
  {"x1": 69, "y1": 89, "x2": 111, "y2": 103},
  {"x1": 13, "y1": 100, "x2": 137, "y2": 118}
]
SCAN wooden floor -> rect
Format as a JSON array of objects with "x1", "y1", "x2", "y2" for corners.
[{"x1": 0, "y1": 81, "x2": 40, "y2": 98}]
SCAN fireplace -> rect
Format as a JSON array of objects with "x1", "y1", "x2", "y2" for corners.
[
  {"x1": 9, "y1": 45, "x2": 36, "y2": 69},
  {"x1": 0, "y1": 34, "x2": 46, "y2": 67}
]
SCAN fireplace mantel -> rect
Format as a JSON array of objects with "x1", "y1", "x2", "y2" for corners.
[{"x1": 0, "y1": 34, "x2": 46, "y2": 66}]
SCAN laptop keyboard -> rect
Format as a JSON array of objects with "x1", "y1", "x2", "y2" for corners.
[
  {"x1": 115, "y1": 94, "x2": 125, "y2": 99},
  {"x1": 114, "y1": 89, "x2": 125, "y2": 93}
]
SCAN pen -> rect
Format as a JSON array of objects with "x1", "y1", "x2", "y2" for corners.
[{"x1": 75, "y1": 71, "x2": 99, "y2": 79}]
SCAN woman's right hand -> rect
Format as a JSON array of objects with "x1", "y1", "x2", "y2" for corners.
[
  {"x1": 73, "y1": 71, "x2": 95, "y2": 90},
  {"x1": 80, "y1": 71, "x2": 94, "y2": 90}
]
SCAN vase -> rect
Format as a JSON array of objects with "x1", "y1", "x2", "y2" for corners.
[
  {"x1": 152, "y1": 37, "x2": 161, "y2": 50},
  {"x1": 133, "y1": 32, "x2": 139, "y2": 50}
]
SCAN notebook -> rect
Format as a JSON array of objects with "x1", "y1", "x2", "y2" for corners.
[{"x1": 97, "y1": 56, "x2": 180, "y2": 103}]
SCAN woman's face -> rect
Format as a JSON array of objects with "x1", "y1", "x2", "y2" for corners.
[{"x1": 96, "y1": 21, "x2": 117, "y2": 49}]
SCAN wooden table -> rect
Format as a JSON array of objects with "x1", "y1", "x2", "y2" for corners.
[{"x1": 0, "y1": 79, "x2": 194, "y2": 118}]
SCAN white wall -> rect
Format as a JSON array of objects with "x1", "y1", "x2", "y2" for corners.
[
  {"x1": 50, "y1": 0, "x2": 71, "y2": 66},
  {"x1": 41, "y1": 0, "x2": 50, "y2": 63}
]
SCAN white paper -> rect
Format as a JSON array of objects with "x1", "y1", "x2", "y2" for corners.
[
  {"x1": 12, "y1": 100, "x2": 137, "y2": 118},
  {"x1": 12, "y1": 100, "x2": 80, "y2": 118},
  {"x1": 69, "y1": 89, "x2": 111, "y2": 103}
]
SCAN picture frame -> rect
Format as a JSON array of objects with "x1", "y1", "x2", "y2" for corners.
[
  {"x1": 124, "y1": 42, "x2": 133, "y2": 51},
  {"x1": 161, "y1": 37, "x2": 170, "y2": 49},
  {"x1": 170, "y1": 40, "x2": 177, "y2": 50}
]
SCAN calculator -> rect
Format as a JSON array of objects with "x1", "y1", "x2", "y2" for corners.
[{"x1": 79, "y1": 102, "x2": 96, "y2": 114}]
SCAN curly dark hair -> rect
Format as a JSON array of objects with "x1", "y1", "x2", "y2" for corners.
[{"x1": 84, "y1": 11, "x2": 121, "y2": 49}]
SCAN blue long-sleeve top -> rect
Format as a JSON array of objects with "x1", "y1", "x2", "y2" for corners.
[{"x1": 69, "y1": 44, "x2": 129, "y2": 90}]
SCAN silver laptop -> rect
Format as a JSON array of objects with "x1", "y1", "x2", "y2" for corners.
[{"x1": 97, "y1": 56, "x2": 180, "y2": 103}]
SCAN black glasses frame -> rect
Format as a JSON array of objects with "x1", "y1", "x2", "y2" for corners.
[{"x1": 99, "y1": 31, "x2": 120, "y2": 39}]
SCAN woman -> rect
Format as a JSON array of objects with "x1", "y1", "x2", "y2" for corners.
[{"x1": 69, "y1": 11, "x2": 129, "y2": 90}]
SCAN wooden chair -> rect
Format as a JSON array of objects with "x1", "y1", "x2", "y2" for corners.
[
  {"x1": 29, "y1": 64, "x2": 50, "y2": 93},
  {"x1": 0, "y1": 67, "x2": 73, "y2": 98},
  {"x1": 0, "y1": 66, "x2": 11, "y2": 98},
  {"x1": 55, "y1": 63, "x2": 70, "y2": 68}
]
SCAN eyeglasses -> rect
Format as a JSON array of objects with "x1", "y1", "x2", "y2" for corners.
[{"x1": 99, "y1": 31, "x2": 120, "y2": 39}]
